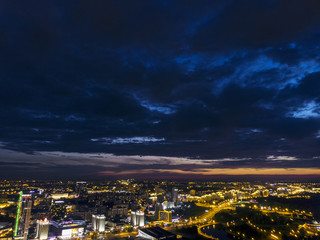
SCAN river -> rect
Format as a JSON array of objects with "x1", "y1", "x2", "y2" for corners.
[{"x1": 200, "y1": 225, "x2": 232, "y2": 240}]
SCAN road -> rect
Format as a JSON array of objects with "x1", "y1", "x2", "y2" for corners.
[{"x1": 196, "y1": 201, "x2": 235, "y2": 239}]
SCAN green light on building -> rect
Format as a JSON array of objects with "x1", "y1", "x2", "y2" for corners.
[{"x1": 14, "y1": 191, "x2": 23, "y2": 236}]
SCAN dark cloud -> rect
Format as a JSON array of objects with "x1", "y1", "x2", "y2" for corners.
[
  {"x1": 0, "y1": 1, "x2": 320, "y2": 178},
  {"x1": 292, "y1": 72, "x2": 320, "y2": 99},
  {"x1": 191, "y1": 0, "x2": 320, "y2": 51}
]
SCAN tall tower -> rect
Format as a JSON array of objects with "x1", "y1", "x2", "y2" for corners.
[
  {"x1": 14, "y1": 191, "x2": 23, "y2": 237},
  {"x1": 172, "y1": 188, "x2": 178, "y2": 204},
  {"x1": 14, "y1": 192, "x2": 33, "y2": 239},
  {"x1": 23, "y1": 198, "x2": 32, "y2": 240}
]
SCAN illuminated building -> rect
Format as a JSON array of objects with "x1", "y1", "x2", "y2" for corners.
[
  {"x1": 14, "y1": 192, "x2": 32, "y2": 240},
  {"x1": 136, "y1": 211, "x2": 145, "y2": 227},
  {"x1": 162, "y1": 201, "x2": 174, "y2": 210},
  {"x1": 131, "y1": 211, "x2": 144, "y2": 227},
  {"x1": 252, "y1": 190, "x2": 261, "y2": 198},
  {"x1": 277, "y1": 187, "x2": 288, "y2": 195},
  {"x1": 96, "y1": 215, "x2": 105, "y2": 232},
  {"x1": 107, "y1": 205, "x2": 128, "y2": 217},
  {"x1": 50, "y1": 201, "x2": 66, "y2": 220},
  {"x1": 36, "y1": 219, "x2": 49, "y2": 240},
  {"x1": 304, "y1": 221, "x2": 320, "y2": 232},
  {"x1": 50, "y1": 220, "x2": 85, "y2": 239},
  {"x1": 92, "y1": 214, "x2": 96, "y2": 231},
  {"x1": 22, "y1": 196, "x2": 32, "y2": 240},
  {"x1": 50, "y1": 193, "x2": 69, "y2": 200},
  {"x1": 14, "y1": 191, "x2": 23, "y2": 237},
  {"x1": 172, "y1": 189, "x2": 178, "y2": 203},
  {"x1": 92, "y1": 214, "x2": 105, "y2": 232},
  {"x1": 159, "y1": 211, "x2": 172, "y2": 223},
  {"x1": 262, "y1": 189, "x2": 269, "y2": 197},
  {"x1": 137, "y1": 227, "x2": 176, "y2": 240},
  {"x1": 131, "y1": 211, "x2": 137, "y2": 226}
]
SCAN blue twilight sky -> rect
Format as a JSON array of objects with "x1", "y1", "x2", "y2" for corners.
[{"x1": 1, "y1": 0, "x2": 320, "y2": 179}]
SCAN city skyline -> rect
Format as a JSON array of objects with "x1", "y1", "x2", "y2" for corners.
[{"x1": 1, "y1": 1, "x2": 320, "y2": 179}]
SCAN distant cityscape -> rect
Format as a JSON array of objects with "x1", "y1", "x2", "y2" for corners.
[
  {"x1": 2, "y1": 1, "x2": 320, "y2": 240},
  {"x1": 0, "y1": 180, "x2": 320, "y2": 240}
]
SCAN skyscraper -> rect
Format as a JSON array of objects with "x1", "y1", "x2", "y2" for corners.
[
  {"x1": 131, "y1": 211, "x2": 137, "y2": 226},
  {"x1": 131, "y1": 211, "x2": 144, "y2": 227},
  {"x1": 92, "y1": 214, "x2": 105, "y2": 233},
  {"x1": 23, "y1": 198, "x2": 32, "y2": 240},
  {"x1": 14, "y1": 191, "x2": 23, "y2": 237},
  {"x1": 36, "y1": 219, "x2": 49, "y2": 240},
  {"x1": 172, "y1": 188, "x2": 178, "y2": 204},
  {"x1": 14, "y1": 192, "x2": 32, "y2": 239},
  {"x1": 154, "y1": 202, "x2": 163, "y2": 220},
  {"x1": 136, "y1": 211, "x2": 145, "y2": 227}
]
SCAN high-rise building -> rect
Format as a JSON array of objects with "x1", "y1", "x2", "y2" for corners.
[
  {"x1": 172, "y1": 188, "x2": 178, "y2": 203},
  {"x1": 136, "y1": 211, "x2": 145, "y2": 227},
  {"x1": 131, "y1": 211, "x2": 137, "y2": 226},
  {"x1": 107, "y1": 205, "x2": 128, "y2": 217},
  {"x1": 92, "y1": 214, "x2": 105, "y2": 232},
  {"x1": 50, "y1": 201, "x2": 66, "y2": 220},
  {"x1": 36, "y1": 219, "x2": 49, "y2": 240},
  {"x1": 154, "y1": 203, "x2": 163, "y2": 220},
  {"x1": 23, "y1": 198, "x2": 32, "y2": 240},
  {"x1": 14, "y1": 191, "x2": 23, "y2": 237},
  {"x1": 92, "y1": 214, "x2": 96, "y2": 231},
  {"x1": 96, "y1": 215, "x2": 106, "y2": 232},
  {"x1": 14, "y1": 192, "x2": 33, "y2": 239},
  {"x1": 131, "y1": 211, "x2": 144, "y2": 227}
]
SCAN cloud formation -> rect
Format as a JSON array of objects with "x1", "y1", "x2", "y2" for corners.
[{"x1": 0, "y1": 1, "x2": 320, "y2": 178}]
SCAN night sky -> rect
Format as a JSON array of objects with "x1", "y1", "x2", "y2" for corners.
[{"x1": 1, "y1": 1, "x2": 320, "y2": 180}]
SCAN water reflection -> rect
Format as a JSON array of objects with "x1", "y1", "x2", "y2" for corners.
[{"x1": 200, "y1": 225, "x2": 232, "y2": 240}]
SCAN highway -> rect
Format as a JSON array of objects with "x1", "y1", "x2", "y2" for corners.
[{"x1": 196, "y1": 201, "x2": 234, "y2": 239}]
